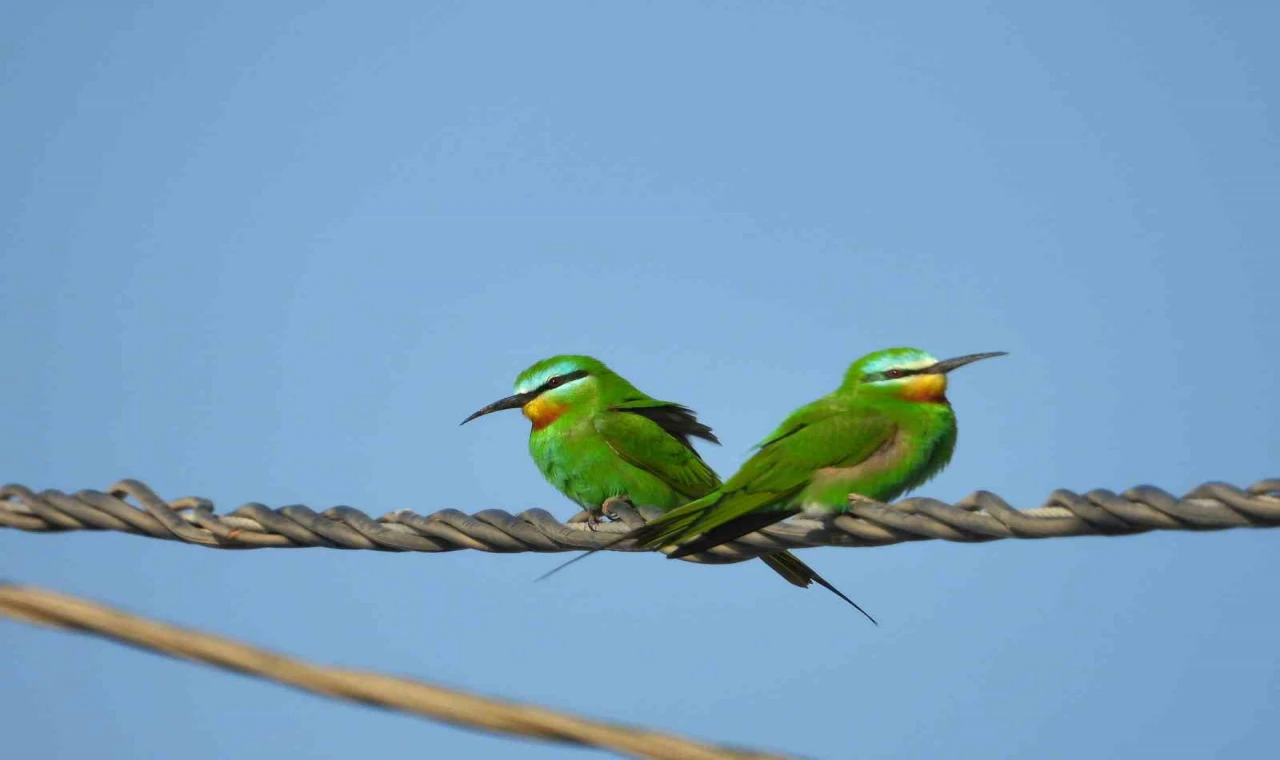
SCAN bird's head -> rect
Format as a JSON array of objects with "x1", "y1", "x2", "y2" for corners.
[
  {"x1": 461, "y1": 355, "x2": 615, "y2": 430},
  {"x1": 840, "y1": 347, "x2": 1006, "y2": 402}
]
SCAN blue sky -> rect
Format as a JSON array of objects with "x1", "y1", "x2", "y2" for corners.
[{"x1": 3, "y1": 1, "x2": 1278, "y2": 757}]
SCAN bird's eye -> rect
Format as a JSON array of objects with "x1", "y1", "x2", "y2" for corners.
[
  {"x1": 547, "y1": 376, "x2": 563, "y2": 387},
  {"x1": 885, "y1": 369, "x2": 904, "y2": 379}
]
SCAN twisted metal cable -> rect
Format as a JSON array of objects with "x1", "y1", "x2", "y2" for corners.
[
  {"x1": 0, "y1": 584, "x2": 783, "y2": 760},
  {"x1": 3, "y1": 478, "x2": 1278, "y2": 563}
]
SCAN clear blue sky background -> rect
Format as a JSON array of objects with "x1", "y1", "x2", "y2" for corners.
[{"x1": 3, "y1": 2, "x2": 1278, "y2": 758}]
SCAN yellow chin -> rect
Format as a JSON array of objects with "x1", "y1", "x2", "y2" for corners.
[
  {"x1": 901, "y1": 373, "x2": 948, "y2": 402},
  {"x1": 522, "y1": 396, "x2": 567, "y2": 430}
]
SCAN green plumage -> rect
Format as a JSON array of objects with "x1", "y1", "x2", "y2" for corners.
[
  {"x1": 530, "y1": 396, "x2": 720, "y2": 513},
  {"x1": 624, "y1": 348, "x2": 1002, "y2": 563},
  {"x1": 462, "y1": 355, "x2": 830, "y2": 590}
]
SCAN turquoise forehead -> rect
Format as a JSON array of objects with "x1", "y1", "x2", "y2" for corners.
[
  {"x1": 856, "y1": 347, "x2": 939, "y2": 374},
  {"x1": 514, "y1": 355, "x2": 608, "y2": 393}
]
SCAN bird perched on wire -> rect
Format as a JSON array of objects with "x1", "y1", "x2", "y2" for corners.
[
  {"x1": 543, "y1": 348, "x2": 1006, "y2": 622},
  {"x1": 461, "y1": 354, "x2": 863, "y2": 612}
]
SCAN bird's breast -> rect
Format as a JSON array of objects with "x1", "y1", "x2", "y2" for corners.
[{"x1": 901, "y1": 374, "x2": 948, "y2": 402}]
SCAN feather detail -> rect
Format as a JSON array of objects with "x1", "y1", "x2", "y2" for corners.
[{"x1": 612, "y1": 400, "x2": 719, "y2": 448}]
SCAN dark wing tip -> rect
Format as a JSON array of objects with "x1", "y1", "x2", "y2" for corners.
[
  {"x1": 691, "y1": 425, "x2": 720, "y2": 445},
  {"x1": 620, "y1": 402, "x2": 720, "y2": 447},
  {"x1": 669, "y1": 404, "x2": 720, "y2": 444}
]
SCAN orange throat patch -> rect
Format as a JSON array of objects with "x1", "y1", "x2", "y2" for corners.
[
  {"x1": 901, "y1": 373, "x2": 948, "y2": 402},
  {"x1": 523, "y1": 396, "x2": 568, "y2": 430}
]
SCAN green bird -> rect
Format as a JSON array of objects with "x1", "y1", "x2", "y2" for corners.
[
  {"x1": 548, "y1": 348, "x2": 1005, "y2": 610},
  {"x1": 460, "y1": 355, "x2": 859, "y2": 607}
]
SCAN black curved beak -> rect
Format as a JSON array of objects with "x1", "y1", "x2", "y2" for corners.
[
  {"x1": 927, "y1": 352, "x2": 1008, "y2": 374},
  {"x1": 460, "y1": 391, "x2": 536, "y2": 425}
]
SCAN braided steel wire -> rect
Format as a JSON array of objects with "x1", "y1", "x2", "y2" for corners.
[{"x1": 3, "y1": 478, "x2": 1278, "y2": 563}]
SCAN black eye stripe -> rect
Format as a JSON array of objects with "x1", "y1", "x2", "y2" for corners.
[
  {"x1": 534, "y1": 369, "x2": 589, "y2": 394},
  {"x1": 864, "y1": 367, "x2": 926, "y2": 382}
]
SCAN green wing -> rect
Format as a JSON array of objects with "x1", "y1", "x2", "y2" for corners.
[
  {"x1": 593, "y1": 406, "x2": 722, "y2": 500},
  {"x1": 645, "y1": 399, "x2": 898, "y2": 553},
  {"x1": 609, "y1": 398, "x2": 718, "y2": 447},
  {"x1": 724, "y1": 400, "x2": 896, "y2": 496}
]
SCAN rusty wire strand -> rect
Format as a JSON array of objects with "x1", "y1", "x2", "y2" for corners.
[{"x1": 0, "y1": 584, "x2": 784, "y2": 760}]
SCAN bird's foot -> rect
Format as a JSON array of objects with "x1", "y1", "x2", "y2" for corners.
[
  {"x1": 568, "y1": 510, "x2": 604, "y2": 530},
  {"x1": 846, "y1": 493, "x2": 886, "y2": 510},
  {"x1": 600, "y1": 496, "x2": 635, "y2": 522}
]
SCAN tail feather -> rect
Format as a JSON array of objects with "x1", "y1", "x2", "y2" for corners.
[
  {"x1": 666, "y1": 510, "x2": 793, "y2": 558},
  {"x1": 631, "y1": 505, "x2": 711, "y2": 550},
  {"x1": 759, "y1": 552, "x2": 812, "y2": 588},
  {"x1": 760, "y1": 551, "x2": 877, "y2": 624}
]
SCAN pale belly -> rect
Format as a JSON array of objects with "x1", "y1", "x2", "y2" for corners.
[{"x1": 795, "y1": 456, "x2": 918, "y2": 513}]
